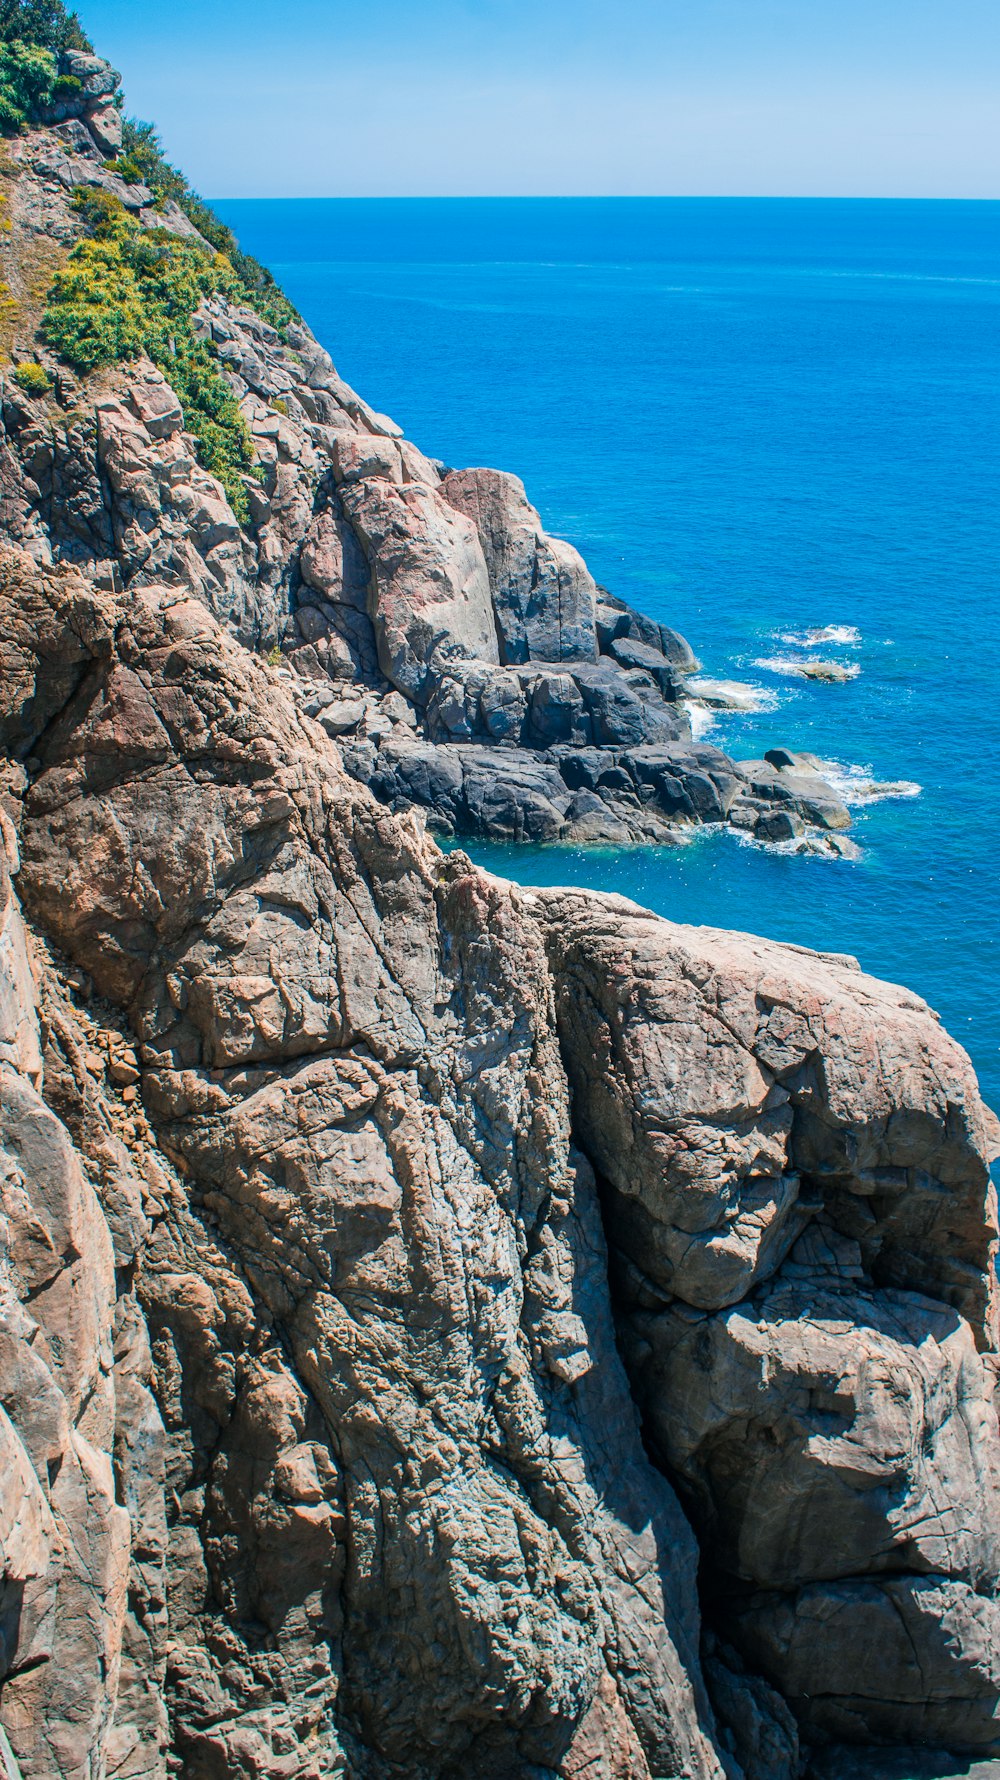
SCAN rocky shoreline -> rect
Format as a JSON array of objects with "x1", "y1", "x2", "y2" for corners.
[
  {"x1": 1, "y1": 37, "x2": 998, "y2": 1780},
  {"x1": 0, "y1": 79, "x2": 862, "y2": 861}
]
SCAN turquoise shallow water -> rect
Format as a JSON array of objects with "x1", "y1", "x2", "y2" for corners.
[{"x1": 215, "y1": 198, "x2": 1000, "y2": 1106}]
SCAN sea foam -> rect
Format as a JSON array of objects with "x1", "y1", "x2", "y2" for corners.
[
  {"x1": 686, "y1": 677, "x2": 780, "y2": 713},
  {"x1": 778, "y1": 624, "x2": 862, "y2": 648},
  {"x1": 752, "y1": 655, "x2": 861, "y2": 681},
  {"x1": 815, "y1": 760, "x2": 922, "y2": 805}
]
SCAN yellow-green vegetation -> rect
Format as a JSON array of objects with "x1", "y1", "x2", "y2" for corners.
[
  {"x1": 113, "y1": 119, "x2": 298, "y2": 338},
  {"x1": 41, "y1": 188, "x2": 259, "y2": 521},
  {"x1": 11, "y1": 355, "x2": 49, "y2": 391}
]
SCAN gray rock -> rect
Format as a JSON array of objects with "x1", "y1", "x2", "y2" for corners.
[
  {"x1": 529, "y1": 670, "x2": 587, "y2": 744},
  {"x1": 442, "y1": 466, "x2": 599, "y2": 664},
  {"x1": 0, "y1": 555, "x2": 727, "y2": 1778},
  {"x1": 609, "y1": 634, "x2": 684, "y2": 698},
  {"x1": 755, "y1": 807, "x2": 804, "y2": 842},
  {"x1": 340, "y1": 474, "x2": 498, "y2": 701}
]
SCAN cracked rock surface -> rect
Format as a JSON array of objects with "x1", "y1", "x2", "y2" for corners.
[{"x1": 0, "y1": 71, "x2": 998, "y2": 1780}]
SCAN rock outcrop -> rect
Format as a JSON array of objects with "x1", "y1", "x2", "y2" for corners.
[
  {"x1": 0, "y1": 79, "x2": 857, "y2": 857},
  {"x1": 0, "y1": 44, "x2": 997, "y2": 1780}
]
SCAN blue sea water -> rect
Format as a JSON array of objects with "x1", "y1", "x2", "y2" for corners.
[{"x1": 214, "y1": 198, "x2": 1000, "y2": 1107}]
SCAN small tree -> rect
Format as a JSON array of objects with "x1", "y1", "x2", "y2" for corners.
[
  {"x1": 0, "y1": 37, "x2": 56, "y2": 131},
  {"x1": 0, "y1": 0, "x2": 92, "y2": 52}
]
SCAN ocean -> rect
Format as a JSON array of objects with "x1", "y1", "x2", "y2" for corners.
[{"x1": 213, "y1": 197, "x2": 1000, "y2": 1109}]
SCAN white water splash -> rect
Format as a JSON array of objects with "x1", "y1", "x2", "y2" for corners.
[
  {"x1": 777, "y1": 624, "x2": 862, "y2": 648},
  {"x1": 817, "y1": 759, "x2": 922, "y2": 805},
  {"x1": 753, "y1": 655, "x2": 860, "y2": 682}
]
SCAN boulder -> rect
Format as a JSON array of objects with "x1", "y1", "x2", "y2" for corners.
[
  {"x1": 340, "y1": 476, "x2": 498, "y2": 701},
  {"x1": 659, "y1": 624, "x2": 700, "y2": 673},
  {"x1": 298, "y1": 501, "x2": 371, "y2": 611},
  {"x1": 535, "y1": 888, "x2": 999, "y2": 1332},
  {"x1": 86, "y1": 99, "x2": 122, "y2": 157},
  {"x1": 528, "y1": 671, "x2": 587, "y2": 745},
  {"x1": 442, "y1": 466, "x2": 598, "y2": 664},
  {"x1": 609, "y1": 634, "x2": 684, "y2": 699},
  {"x1": 755, "y1": 808, "x2": 804, "y2": 842}
]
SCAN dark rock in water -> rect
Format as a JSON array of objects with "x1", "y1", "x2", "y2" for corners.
[
  {"x1": 764, "y1": 745, "x2": 825, "y2": 772},
  {"x1": 659, "y1": 623, "x2": 701, "y2": 672},
  {"x1": 756, "y1": 808, "x2": 805, "y2": 842}
]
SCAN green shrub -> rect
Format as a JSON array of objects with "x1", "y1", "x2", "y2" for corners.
[
  {"x1": 12, "y1": 357, "x2": 50, "y2": 392},
  {"x1": 0, "y1": 37, "x2": 55, "y2": 131},
  {"x1": 105, "y1": 149, "x2": 144, "y2": 183},
  {"x1": 0, "y1": 0, "x2": 91, "y2": 52},
  {"x1": 118, "y1": 116, "x2": 299, "y2": 336},
  {"x1": 41, "y1": 190, "x2": 259, "y2": 522}
]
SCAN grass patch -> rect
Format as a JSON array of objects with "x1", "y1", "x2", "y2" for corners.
[{"x1": 41, "y1": 188, "x2": 260, "y2": 521}]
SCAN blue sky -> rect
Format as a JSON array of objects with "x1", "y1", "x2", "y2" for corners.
[{"x1": 79, "y1": 0, "x2": 999, "y2": 198}]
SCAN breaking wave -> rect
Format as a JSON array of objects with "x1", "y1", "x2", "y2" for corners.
[
  {"x1": 752, "y1": 655, "x2": 861, "y2": 681},
  {"x1": 778, "y1": 624, "x2": 862, "y2": 647},
  {"x1": 817, "y1": 760, "x2": 922, "y2": 805}
]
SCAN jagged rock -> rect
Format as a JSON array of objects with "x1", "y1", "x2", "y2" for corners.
[
  {"x1": 442, "y1": 466, "x2": 599, "y2": 663},
  {"x1": 339, "y1": 475, "x2": 498, "y2": 701},
  {"x1": 0, "y1": 551, "x2": 725, "y2": 1779},
  {"x1": 535, "y1": 888, "x2": 998, "y2": 1328},
  {"x1": 608, "y1": 633, "x2": 684, "y2": 697}
]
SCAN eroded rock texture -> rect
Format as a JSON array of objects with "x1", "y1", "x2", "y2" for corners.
[
  {"x1": 536, "y1": 891, "x2": 1000, "y2": 1771},
  {"x1": 0, "y1": 87, "x2": 858, "y2": 857},
  {"x1": 0, "y1": 68, "x2": 998, "y2": 1780},
  {"x1": 0, "y1": 555, "x2": 727, "y2": 1779}
]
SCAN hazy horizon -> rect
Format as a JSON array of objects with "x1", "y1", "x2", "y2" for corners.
[{"x1": 78, "y1": 0, "x2": 999, "y2": 201}]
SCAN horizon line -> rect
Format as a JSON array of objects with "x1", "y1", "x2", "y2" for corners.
[{"x1": 208, "y1": 192, "x2": 1000, "y2": 203}]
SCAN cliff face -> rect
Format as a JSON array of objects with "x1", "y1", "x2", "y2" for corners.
[{"x1": 0, "y1": 49, "x2": 998, "y2": 1780}]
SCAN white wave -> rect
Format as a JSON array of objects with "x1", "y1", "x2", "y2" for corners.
[
  {"x1": 815, "y1": 759, "x2": 922, "y2": 806},
  {"x1": 753, "y1": 655, "x2": 860, "y2": 682},
  {"x1": 686, "y1": 677, "x2": 780, "y2": 713},
  {"x1": 684, "y1": 698, "x2": 717, "y2": 740},
  {"x1": 777, "y1": 624, "x2": 862, "y2": 648}
]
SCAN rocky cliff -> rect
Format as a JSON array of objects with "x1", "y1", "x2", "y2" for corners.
[{"x1": 0, "y1": 36, "x2": 999, "y2": 1780}]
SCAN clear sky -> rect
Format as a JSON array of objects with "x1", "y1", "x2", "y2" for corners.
[{"x1": 77, "y1": 0, "x2": 999, "y2": 199}]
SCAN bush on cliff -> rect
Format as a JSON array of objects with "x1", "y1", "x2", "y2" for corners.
[
  {"x1": 41, "y1": 189, "x2": 259, "y2": 521},
  {"x1": 0, "y1": 0, "x2": 91, "y2": 52},
  {"x1": 12, "y1": 358, "x2": 51, "y2": 393},
  {"x1": 117, "y1": 117, "x2": 298, "y2": 336},
  {"x1": 0, "y1": 0, "x2": 91, "y2": 132},
  {"x1": 0, "y1": 37, "x2": 56, "y2": 130}
]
